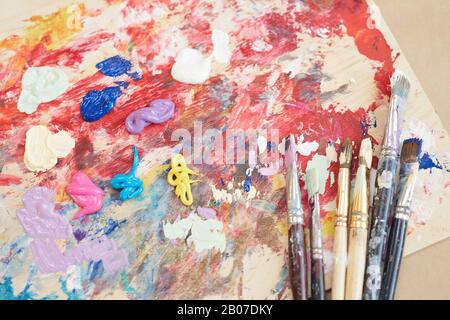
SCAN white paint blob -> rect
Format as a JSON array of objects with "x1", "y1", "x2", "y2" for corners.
[
  {"x1": 326, "y1": 142, "x2": 338, "y2": 162},
  {"x1": 163, "y1": 212, "x2": 226, "y2": 253},
  {"x1": 171, "y1": 30, "x2": 232, "y2": 84},
  {"x1": 171, "y1": 48, "x2": 213, "y2": 84},
  {"x1": 257, "y1": 135, "x2": 267, "y2": 154},
  {"x1": 24, "y1": 125, "x2": 75, "y2": 172},
  {"x1": 305, "y1": 154, "x2": 331, "y2": 195},
  {"x1": 212, "y1": 29, "x2": 232, "y2": 64},
  {"x1": 297, "y1": 135, "x2": 319, "y2": 156},
  {"x1": 18, "y1": 66, "x2": 69, "y2": 114}
]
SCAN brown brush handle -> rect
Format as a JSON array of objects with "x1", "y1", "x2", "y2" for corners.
[
  {"x1": 345, "y1": 227, "x2": 368, "y2": 300},
  {"x1": 288, "y1": 223, "x2": 307, "y2": 300}
]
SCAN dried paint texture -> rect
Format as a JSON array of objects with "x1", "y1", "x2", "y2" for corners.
[
  {"x1": 0, "y1": 0, "x2": 448, "y2": 300},
  {"x1": 163, "y1": 211, "x2": 226, "y2": 253}
]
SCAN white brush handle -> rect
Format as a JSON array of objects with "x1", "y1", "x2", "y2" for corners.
[
  {"x1": 345, "y1": 227, "x2": 368, "y2": 300},
  {"x1": 331, "y1": 225, "x2": 347, "y2": 300}
]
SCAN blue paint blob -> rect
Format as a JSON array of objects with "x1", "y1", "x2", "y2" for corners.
[
  {"x1": 419, "y1": 152, "x2": 443, "y2": 172},
  {"x1": 96, "y1": 55, "x2": 141, "y2": 80},
  {"x1": 244, "y1": 174, "x2": 251, "y2": 193},
  {"x1": 111, "y1": 145, "x2": 144, "y2": 201},
  {"x1": 80, "y1": 82, "x2": 129, "y2": 122}
]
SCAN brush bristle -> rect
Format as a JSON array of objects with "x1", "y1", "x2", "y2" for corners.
[
  {"x1": 391, "y1": 70, "x2": 411, "y2": 100},
  {"x1": 305, "y1": 168, "x2": 319, "y2": 196},
  {"x1": 359, "y1": 138, "x2": 372, "y2": 168},
  {"x1": 401, "y1": 138, "x2": 422, "y2": 163},
  {"x1": 339, "y1": 138, "x2": 352, "y2": 168}
]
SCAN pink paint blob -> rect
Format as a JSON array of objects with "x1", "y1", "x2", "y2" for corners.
[
  {"x1": 66, "y1": 171, "x2": 104, "y2": 220},
  {"x1": 16, "y1": 186, "x2": 128, "y2": 275}
]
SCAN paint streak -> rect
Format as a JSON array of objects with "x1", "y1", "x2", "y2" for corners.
[{"x1": 0, "y1": 174, "x2": 21, "y2": 186}]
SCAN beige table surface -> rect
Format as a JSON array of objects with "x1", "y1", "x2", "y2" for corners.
[
  {"x1": 375, "y1": 0, "x2": 450, "y2": 300},
  {"x1": 0, "y1": 0, "x2": 448, "y2": 300}
]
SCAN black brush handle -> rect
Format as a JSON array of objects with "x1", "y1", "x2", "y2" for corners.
[
  {"x1": 363, "y1": 156, "x2": 398, "y2": 300},
  {"x1": 288, "y1": 224, "x2": 307, "y2": 300},
  {"x1": 380, "y1": 213, "x2": 408, "y2": 300},
  {"x1": 311, "y1": 254, "x2": 325, "y2": 300}
]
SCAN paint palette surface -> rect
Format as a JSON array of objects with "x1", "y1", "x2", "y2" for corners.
[{"x1": 0, "y1": 0, "x2": 449, "y2": 299}]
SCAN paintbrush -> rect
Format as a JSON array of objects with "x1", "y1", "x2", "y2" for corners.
[
  {"x1": 363, "y1": 70, "x2": 411, "y2": 300},
  {"x1": 331, "y1": 138, "x2": 352, "y2": 300},
  {"x1": 285, "y1": 134, "x2": 307, "y2": 300},
  {"x1": 380, "y1": 139, "x2": 421, "y2": 300},
  {"x1": 345, "y1": 137, "x2": 372, "y2": 300},
  {"x1": 306, "y1": 167, "x2": 325, "y2": 300}
]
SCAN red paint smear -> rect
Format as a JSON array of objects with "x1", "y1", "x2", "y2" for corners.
[
  {"x1": 0, "y1": 174, "x2": 22, "y2": 186},
  {"x1": 332, "y1": 0, "x2": 395, "y2": 96}
]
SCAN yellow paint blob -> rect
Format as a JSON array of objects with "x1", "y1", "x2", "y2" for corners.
[{"x1": 167, "y1": 154, "x2": 198, "y2": 206}]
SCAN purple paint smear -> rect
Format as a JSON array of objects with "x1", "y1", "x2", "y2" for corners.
[{"x1": 16, "y1": 187, "x2": 128, "y2": 275}]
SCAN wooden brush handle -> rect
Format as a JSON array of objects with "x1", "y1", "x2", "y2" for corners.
[
  {"x1": 331, "y1": 224, "x2": 347, "y2": 300},
  {"x1": 345, "y1": 227, "x2": 368, "y2": 300},
  {"x1": 311, "y1": 254, "x2": 325, "y2": 300},
  {"x1": 380, "y1": 214, "x2": 408, "y2": 300},
  {"x1": 288, "y1": 224, "x2": 307, "y2": 300}
]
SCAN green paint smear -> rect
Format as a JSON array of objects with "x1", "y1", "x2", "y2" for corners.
[
  {"x1": 250, "y1": 200, "x2": 276, "y2": 213},
  {"x1": 0, "y1": 276, "x2": 57, "y2": 300},
  {"x1": 121, "y1": 271, "x2": 137, "y2": 296}
]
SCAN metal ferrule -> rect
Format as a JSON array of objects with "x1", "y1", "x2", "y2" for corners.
[
  {"x1": 350, "y1": 165, "x2": 369, "y2": 230},
  {"x1": 335, "y1": 167, "x2": 350, "y2": 227},
  {"x1": 382, "y1": 95, "x2": 406, "y2": 154},
  {"x1": 395, "y1": 162, "x2": 419, "y2": 218},
  {"x1": 310, "y1": 194, "x2": 323, "y2": 254},
  {"x1": 285, "y1": 135, "x2": 304, "y2": 225},
  {"x1": 394, "y1": 207, "x2": 410, "y2": 221},
  {"x1": 286, "y1": 163, "x2": 304, "y2": 226}
]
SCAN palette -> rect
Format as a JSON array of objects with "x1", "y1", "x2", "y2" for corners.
[{"x1": 0, "y1": 0, "x2": 449, "y2": 299}]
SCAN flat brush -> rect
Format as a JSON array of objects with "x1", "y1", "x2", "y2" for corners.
[
  {"x1": 364, "y1": 70, "x2": 411, "y2": 300},
  {"x1": 380, "y1": 139, "x2": 421, "y2": 300},
  {"x1": 285, "y1": 134, "x2": 307, "y2": 300},
  {"x1": 306, "y1": 167, "x2": 325, "y2": 300},
  {"x1": 345, "y1": 138, "x2": 372, "y2": 300},
  {"x1": 331, "y1": 138, "x2": 352, "y2": 300}
]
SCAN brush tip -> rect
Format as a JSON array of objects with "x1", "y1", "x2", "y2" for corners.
[
  {"x1": 305, "y1": 167, "x2": 319, "y2": 196},
  {"x1": 401, "y1": 138, "x2": 422, "y2": 163},
  {"x1": 339, "y1": 138, "x2": 352, "y2": 168},
  {"x1": 359, "y1": 138, "x2": 372, "y2": 168},
  {"x1": 391, "y1": 70, "x2": 411, "y2": 100}
]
